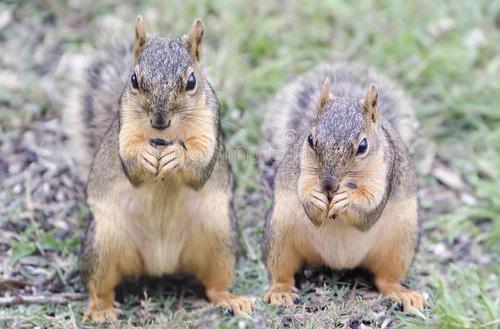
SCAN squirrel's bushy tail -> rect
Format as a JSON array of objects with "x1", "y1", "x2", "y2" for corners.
[{"x1": 62, "y1": 44, "x2": 131, "y2": 178}]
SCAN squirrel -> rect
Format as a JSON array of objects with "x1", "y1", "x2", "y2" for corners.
[
  {"x1": 261, "y1": 63, "x2": 425, "y2": 312},
  {"x1": 64, "y1": 16, "x2": 252, "y2": 321}
]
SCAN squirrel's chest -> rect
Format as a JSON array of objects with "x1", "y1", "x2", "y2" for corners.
[{"x1": 309, "y1": 219, "x2": 383, "y2": 270}]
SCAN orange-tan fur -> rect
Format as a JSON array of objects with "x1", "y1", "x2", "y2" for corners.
[
  {"x1": 263, "y1": 67, "x2": 424, "y2": 312},
  {"x1": 73, "y1": 17, "x2": 251, "y2": 322},
  {"x1": 264, "y1": 190, "x2": 421, "y2": 310},
  {"x1": 118, "y1": 99, "x2": 217, "y2": 186}
]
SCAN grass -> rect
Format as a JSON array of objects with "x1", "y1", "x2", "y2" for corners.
[{"x1": 0, "y1": 0, "x2": 499, "y2": 328}]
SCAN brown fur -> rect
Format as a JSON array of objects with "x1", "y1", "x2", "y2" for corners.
[
  {"x1": 262, "y1": 64, "x2": 424, "y2": 312},
  {"x1": 72, "y1": 17, "x2": 251, "y2": 322}
]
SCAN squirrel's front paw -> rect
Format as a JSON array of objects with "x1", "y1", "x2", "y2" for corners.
[
  {"x1": 328, "y1": 187, "x2": 350, "y2": 219},
  {"x1": 138, "y1": 144, "x2": 159, "y2": 175},
  {"x1": 303, "y1": 187, "x2": 329, "y2": 225},
  {"x1": 157, "y1": 141, "x2": 186, "y2": 179}
]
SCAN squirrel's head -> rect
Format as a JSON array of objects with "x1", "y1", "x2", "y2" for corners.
[
  {"x1": 121, "y1": 16, "x2": 207, "y2": 131},
  {"x1": 299, "y1": 78, "x2": 386, "y2": 198}
]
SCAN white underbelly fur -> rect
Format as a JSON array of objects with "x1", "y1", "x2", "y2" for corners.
[
  {"x1": 117, "y1": 180, "x2": 194, "y2": 276},
  {"x1": 141, "y1": 220, "x2": 187, "y2": 276},
  {"x1": 308, "y1": 215, "x2": 385, "y2": 269}
]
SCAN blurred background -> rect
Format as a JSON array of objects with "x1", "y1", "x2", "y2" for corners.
[{"x1": 0, "y1": 0, "x2": 498, "y2": 328}]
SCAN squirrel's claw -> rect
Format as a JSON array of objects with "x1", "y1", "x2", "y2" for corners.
[
  {"x1": 310, "y1": 191, "x2": 328, "y2": 211},
  {"x1": 207, "y1": 290, "x2": 253, "y2": 315},
  {"x1": 264, "y1": 284, "x2": 298, "y2": 306},
  {"x1": 139, "y1": 145, "x2": 159, "y2": 175},
  {"x1": 328, "y1": 188, "x2": 350, "y2": 218},
  {"x1": 376, "y1": 279, "x2": 426, "y2": 312},
  {"x1": 386, "y1": 288, "x2": 425, "y2": 312},
  {"x1": 304, "y1": 187, "x2": 329, "y2": 224},
  {"x1": 157, "y1": 143, "x2": 186, "y2": 179},
  {"x1": 398, "y1": 290, "x2": 425, "y2": 312},
  {"x1": 83, "y1": 306, "x2": 118, "y2": 323}
]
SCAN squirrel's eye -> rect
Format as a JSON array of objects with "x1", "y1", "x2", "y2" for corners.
[
  {"x1": 186, "y1": 72, "x2": 196, "y2": 91},
  {"x1": 307, "y1": 133, "x2": 314, "y2": 148},
  {"x1": 357, "y1": 138, "x2": 368, "y2": 155},
  {"x1": 131, "y1": 73, "x2": 139, "y2": 89}
]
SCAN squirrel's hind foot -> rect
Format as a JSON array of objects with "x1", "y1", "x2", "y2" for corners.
[
  {"x1": 207, "y1": 290, "x2": 253, "y2": 315},
  {"x1": 83, "y1": 297, "x2": 118, "y2": 322},
  {"x1": 264, "y1": 283, "x2": 298, "y2": 306},
  {"x1": 376, "y1": 279, "x2": 425, "y2": 312}
]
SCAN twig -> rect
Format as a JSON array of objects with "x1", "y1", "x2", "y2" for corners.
[
  {"x1": 24, "y1": 164, "x2": 35, "y2": 225},
  {"x1": 242, "y1": 229, "x2": 257, "y2": 261},
  {"x1": 68, "y1": 303, "x2": 78, "y2": 328},
  {"x1": 0, "y1": 293, "x2": 85, "y2": 306},
  {"x1": 0, "y1": 279, "x2": 32, "y2": 294},
  {"x1": 347, "y1": 280, "x2": 358, "y2": 299},
  {"x1": 24, "y1": 164, "x2": 46, "y2": 257},
  {"x1": 173, "y1": 287, "x2": 185, "y2": 310}
]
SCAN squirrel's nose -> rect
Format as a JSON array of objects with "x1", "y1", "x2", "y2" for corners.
[
  {"x1": 321, "y1": 176, "x2": 339, "y2": 194},
  {"x1": 150, "y1": 118, "x2": 171, "y2": 130}
]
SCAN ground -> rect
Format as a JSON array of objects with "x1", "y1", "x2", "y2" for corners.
[{"x1": 0, "y1": 0, "x2": 499, "y2": 328}]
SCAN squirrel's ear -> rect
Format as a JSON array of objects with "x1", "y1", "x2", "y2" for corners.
[
  {"x1": 316, "y1": 78, "x2": 334, "y2": 115},
  {"x1": 361, "y1": 83, "x2": 379, "y2": 123},
  {"x1": 133, "y1": 15, "x2": 147, "y2": 59},
  {"x1": 184, "y1": 18, "x2": 204, "y2": 61}
]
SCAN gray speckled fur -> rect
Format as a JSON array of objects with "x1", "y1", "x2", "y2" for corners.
[
  {"x1": 138, "y1": 37, "x2": 191, "y2": 95},
  {"x1": 262, "y1": 62, "x2": 418, "y2": 165},
  {"x1": 80, "y1": 44, "x2": 131, "y2": 154},
  {"x1": 263, "y1": 62, "x2": 418, "y2": 193}
]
